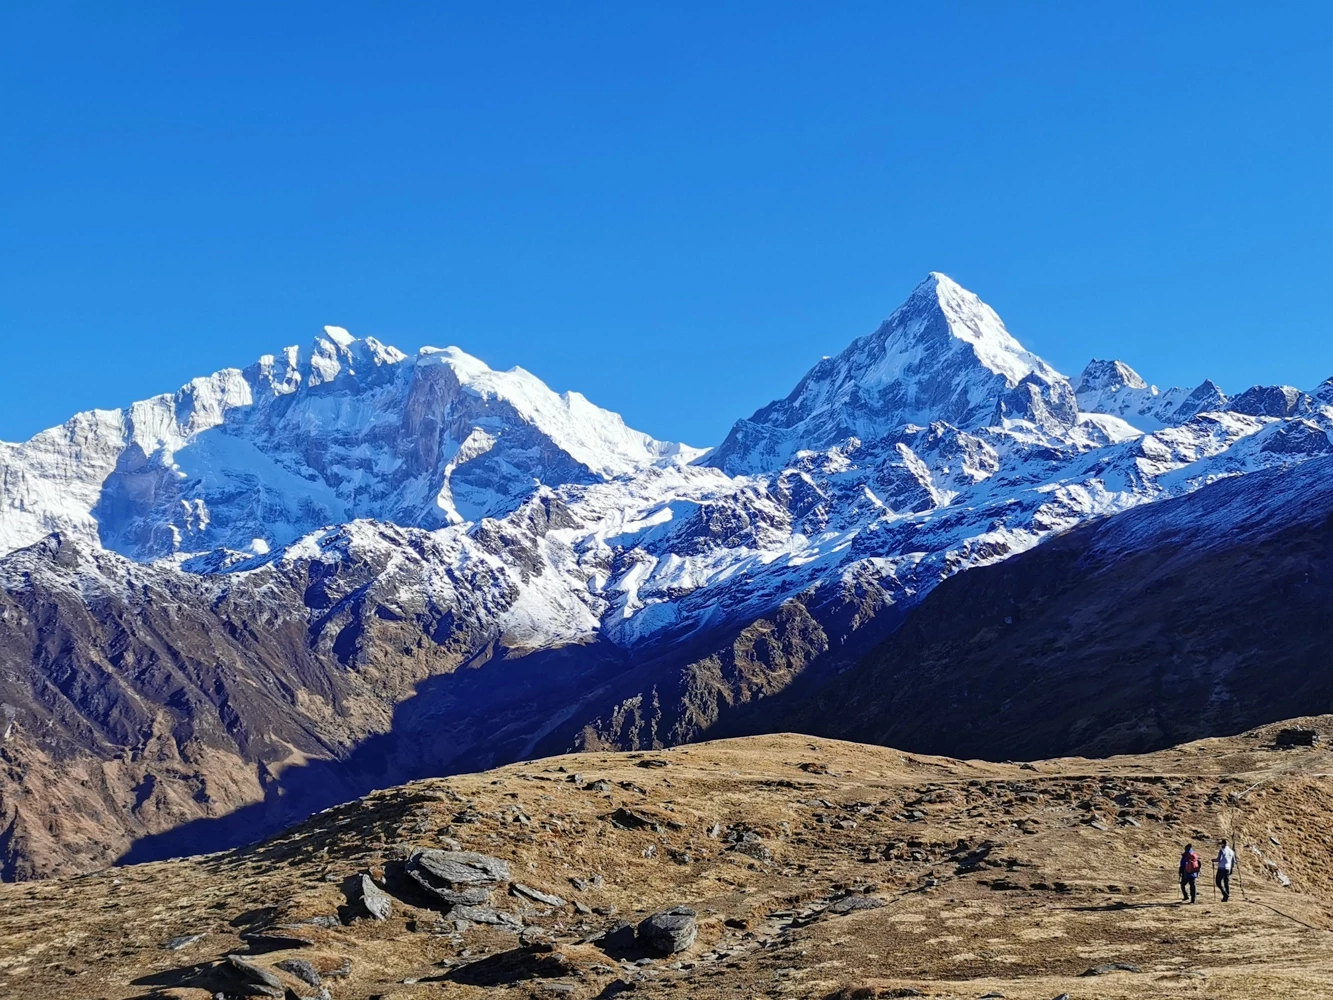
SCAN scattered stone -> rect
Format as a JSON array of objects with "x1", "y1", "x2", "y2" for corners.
[
  {"x1": 637, "y1": 907, "x2": 698, "y2": 955},
  {"x1": 520, "y1": 926, "x2": 554, "y2": 950},
  {"x1": 611, "y1": 807, "x2": 654, "y2": 830},
  {"x1": 829, "y1": 895, "x2": 887, "y2": 914},
  {"x1": 799, "y1": 762, "x2": 829, "y2": 774},
  {"x1": 1270, "y1": 835, "x2": 1282, "y2": 847},
  {"x1": 163, "y1": 933, "x2": 203, "y2": 951},
  {"x1": 574, "y1": 901, "x2": 592, "y2": 915},
  {"x1": 225, "y1": 954, "x2": 284, "y2": 997},
  {"x1": 636, "y1": 759, "x2": 670, "y2": 768},
  {"x1": 452, "y1": 904, "x2": 524, "y2": 928},
  {"x1": 979, "y1": 992, "x2": 1005, "y2": 999},
  {"x1": 1081, "y1": 962, "x2": 1140, "y2": 975},
  {"x1": 275, "y1": 958, "x2": 322, "y2": 987},
  {"x1": 359, "y1": 873, "x2": 392, "y2": 920},
  {"x1": 512, "y1": 882, "x2": 567, "y2": 907},
  {"x1": 1089, "y1": 820, "x2": 1110, "y2": 832}
]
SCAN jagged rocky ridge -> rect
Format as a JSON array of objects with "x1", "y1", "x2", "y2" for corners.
[{"x1": 3, "y1": 272, "x2": 1333, "y2": 877}]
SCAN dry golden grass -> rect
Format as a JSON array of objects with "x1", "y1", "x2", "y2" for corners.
[{"x1": 4, "y1": 718, "x2": 1333, "y2": 999}]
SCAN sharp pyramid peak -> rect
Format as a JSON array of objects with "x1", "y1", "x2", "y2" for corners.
[
  {"x1": 900, "y1": 271, "x2": 983, "y2": 315},
  {"x1": 878, "y1": 272, "x2": 1059, "y2": 389}
]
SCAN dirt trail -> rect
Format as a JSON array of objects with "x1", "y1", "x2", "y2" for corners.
[{"x1": 4, "y1": 718, "x2": 1333, "y2": 999}]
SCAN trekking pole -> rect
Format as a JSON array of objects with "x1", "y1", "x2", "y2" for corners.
[
  {"x1": 1211, "y1": 860, "x2": 1216, "y2": 901},
  {"x1": 1232, "y1": 825, "x2": 1247, "y2": 902}
]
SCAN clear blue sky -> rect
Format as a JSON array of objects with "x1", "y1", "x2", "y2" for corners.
[{"x1": 3, "y1": 3, "x2": 1333, "y2": 447}]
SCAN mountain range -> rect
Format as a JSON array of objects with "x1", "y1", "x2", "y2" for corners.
[{"x1": 3, "y1": 271, "x2": 1332, "y2": 879}]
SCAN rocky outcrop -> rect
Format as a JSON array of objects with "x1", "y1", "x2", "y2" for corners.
[{"x1": 637, "y1": 907, "x2": 698, "y2": 954}]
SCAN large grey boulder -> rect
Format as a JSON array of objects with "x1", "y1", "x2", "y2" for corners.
[
  {"x1": 276, "y1": 958, "x2": 322, "y2": 987},
  {"x1": 359, "y1": 873, "x2": 392, "y2": 920},
  {"x1": 637, "y1": 907, "x2": 698, "y2": 954},
  {"x1": 408, "y1": 869, "x2": 493, "y2": 906},
  {"x1": 411, "y1": 849, "x2": 511, "y2": 884}
]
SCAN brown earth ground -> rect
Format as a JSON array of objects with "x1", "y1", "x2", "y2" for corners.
[{"x1": 4, "y1": 718, "x2": 1333, "y2": 999}]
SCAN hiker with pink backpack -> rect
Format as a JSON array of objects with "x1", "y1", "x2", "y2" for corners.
[{"x1": 1179, "y1": 844, "x2": 1202, "y2": 902}]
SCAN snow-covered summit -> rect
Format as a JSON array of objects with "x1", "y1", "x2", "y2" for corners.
[
  {"x1": 705, "y1": 272, "x2": 1076, "y2": 475},
  {"x1": 1073, "y1": 357, "x2": 1234, "y2": 431},
  {"x1": 416, "y1": 346, "x2": 702, "y2": 477},
  {"x1": 0, "y1": 330, "x2": 695, "y2": 561}
]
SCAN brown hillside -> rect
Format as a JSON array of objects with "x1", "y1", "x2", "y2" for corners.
[{"x1": 4, "y1": 720, "x2": 1333, "y2": 999}]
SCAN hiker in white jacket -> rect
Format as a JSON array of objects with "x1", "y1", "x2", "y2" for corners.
[{"x1": 1216, "y1": 839, "x2": 1237, "y2": 902}]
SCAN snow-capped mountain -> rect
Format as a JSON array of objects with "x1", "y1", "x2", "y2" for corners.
[
  {"x1": 4, "y1": 271, "x2": 1332, "y2": 651},
  {"x1": 1073, "y1": 358, "x2": 1217, "y2": 429},
  {"x1": 5, "y1": 271, "x2": 1333, "y2": 877},
  {"x1": 0, "y1": 329, "x2": 699, "y2": 563},
  {"x1": 705, "y1": 273, "x2": 1079, "y2": 476}
]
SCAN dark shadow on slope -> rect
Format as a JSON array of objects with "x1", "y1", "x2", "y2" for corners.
[
  {"x1": 116, "y1": 581, "x2": 910, "y2": 868},
  {"x1": 443, "y1": 947, "x2": 580, "y2": 987},
  {"x1": 129, "y1": 961, "x2": 231, "y2": 993},
  {"x1": 117, "y1": 639, "x2": 631, "y2": 865}
]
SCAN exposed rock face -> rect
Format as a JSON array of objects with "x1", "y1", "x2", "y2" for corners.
[{"x1": 1226, "y1": 384, "x2": 1313, "y2": 418}]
